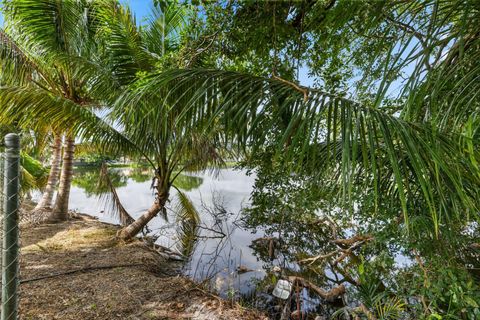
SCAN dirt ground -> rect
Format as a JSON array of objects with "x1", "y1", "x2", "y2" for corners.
[{"x1": 19, "y1": 214, "x2": 266, "y2": 320}]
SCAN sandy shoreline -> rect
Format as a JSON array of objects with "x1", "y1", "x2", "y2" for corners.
[{"x1": 19, "y1": 213, "x2": 265, "y2": 319}]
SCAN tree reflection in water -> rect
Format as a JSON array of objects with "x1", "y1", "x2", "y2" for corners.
[{"x1": 73, "y1": 166, "x2": 203, "y2": 195}]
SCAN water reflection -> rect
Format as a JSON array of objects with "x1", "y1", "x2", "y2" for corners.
[
  {"x1": 68, "y1": 166, "x2": 262, "y2": 297},
  {"x1": 52, "y1": 165, "x2": 480, "y2": 319},
  {"x1": 67, "y1": 166, "x2": 360, "y2": 318},
  {"x1": 73, "y1": 166, "x2": 204, "y2": 196},
  {"x1": 73, "y1": 167, "x2": 128, "y2": 196},
  {"x1": 173, "y1": 174, "x2": 203, "y2": 191},
  {"x1": 68, "y1": 166, "x2": 358, "y2": 317}
]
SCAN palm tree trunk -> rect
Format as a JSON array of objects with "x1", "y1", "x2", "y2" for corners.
[
  {"x1": 118, "y1": 195, "x2": 167, "y2": 240},
  {"x1": 34, "y1": 134, "x2": 62, "y2": 211},
  {"x1": 49, "y1": 135, "x2": 75, "y2": 221}
]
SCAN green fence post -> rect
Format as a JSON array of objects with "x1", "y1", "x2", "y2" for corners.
[{"x1": 1, "y1": 134, "x2": 20, "y2": 320}]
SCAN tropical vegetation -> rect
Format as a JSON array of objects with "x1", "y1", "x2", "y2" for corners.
[{"x1": 0, "y1": 0, "x2": 479, "y2": 319}]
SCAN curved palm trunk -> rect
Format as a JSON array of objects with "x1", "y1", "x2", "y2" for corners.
[
  {"x1": 49, "y1": 136, "x2": 75, "y2": 221},
  {"x1": 34, "y1": 134, "x2": 63, "y2": 211},
  {"x1": 118, "y1": 194, "x2": 168, "y2": 241}
]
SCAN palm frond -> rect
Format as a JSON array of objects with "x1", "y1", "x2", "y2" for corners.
[
  {"x1": 142, "y1": 3, "x2": 192, "y2": 56},
  {"x1": 96, "y1": 1, "x2": 154, "y2": 85},
  {"x1": 3, "y1": 0, "x2": 97, "y2": 56},
  {"x1": 19, "y1": 153, "x2": 48, "y2": 192},
  {"x1": 0, "y1": 85, "x2": 137, "y2": 157},
  {"x1": 0, "y1": 29, "x2": 42, "y2": 85},
  {"x1": 174, "y1": 189, "x2": 200, "y2": 257},
  {"x1": 97, "y1": 162, "x2": 134, "y2": 226},
  {"x1": 120, "y1": 68, "x2": 480, "y2": 234},
  {"x1": 374, "y1": 296, "x2": 405, "y2": 320}
]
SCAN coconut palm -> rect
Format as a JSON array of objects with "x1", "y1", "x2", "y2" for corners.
[
  {"x1": 112, "y1": 92, "x2": 225, "y2": 240},
  {"x1": 0, "y1": 0, "x2": 207, "y2": 235},
  {"x1": 32, "y1": 134, "x2": 62, "y2": 211},
  {"x1": 90, "y1": 2, "x2": 225, "y2": 240},
  {"x1": 0, "y1": 0, "x2": 134, "y2": 220}
]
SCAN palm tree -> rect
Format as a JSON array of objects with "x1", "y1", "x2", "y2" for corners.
[
  {"x1": 0, "y1": 0, "x2": 217, "y2": 237},
  {"x1": 113, "y1": 96, "x2": 225, "y2": 240},
  {"x1": 0, "y1": 0, "x2": 203, "y2": 234},
  {"x1": 32, "y1": 134, "x2": 62, "y2": 211},
  {"x1": 0, "y1": 0, "x2": 132, "y2": 220},
  {"x1": 90, "y1": 2, "x2": 224, "y2": 240}
]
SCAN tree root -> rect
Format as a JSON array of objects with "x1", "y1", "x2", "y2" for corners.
[{"x1": 287, "y1": 276, "x2": 345, "y2": 302}]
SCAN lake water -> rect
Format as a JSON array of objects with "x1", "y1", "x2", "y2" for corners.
[
  {"x1": 30, "y1": 165, "x2": 457, "y2": 318},
  {"x1": 63, "y1": 166, "x2": 269, "y2": 297}
]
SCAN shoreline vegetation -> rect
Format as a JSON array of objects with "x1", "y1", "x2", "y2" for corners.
[
  {"x1": 1, "y1": 0, "x2": 478, "y2": 318},
  {"x1": 19, "y1": 212, "x2": 265, "y2": 320}
]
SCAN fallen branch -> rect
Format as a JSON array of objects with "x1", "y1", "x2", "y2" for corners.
[
  {"x1": 298, "y1": 249, "x2": 339, "y2": 265},
  {"x1": 332, "y1": 239, "x2": 370, "y2": 266},
  {"x1": 330, "y1": 263, "x2": 360, "y2": 286},
  {"x1": 287, "y1": 276, "x2": 345, "y2": 302},
  {"x1": 331, "y1": 235, "x2": 373, "y2": 247},
  {"x1": 299, "y1": 235, "x2": 372, "y2": 266},
  {"x1": 20, "y1": 263, "x2": 144, "y2": 284}
]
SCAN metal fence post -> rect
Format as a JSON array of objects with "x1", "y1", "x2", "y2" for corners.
[
  {"x1": 0, "y1": 142, "x2": 4, "y2": 294},
  {"x1": 1, "y1": 134, "x2": 20, "y2": 320},
  {"x1": 0, "y1": 143, "x2": 4, "y2": 290}
]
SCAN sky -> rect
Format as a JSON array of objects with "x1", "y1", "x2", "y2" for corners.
[{"x1": 121, "y1": 0, "x2": 153, "y2": 24}]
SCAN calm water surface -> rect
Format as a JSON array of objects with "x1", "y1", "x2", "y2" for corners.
[
  {"x1": 35, "y1": 166, "x2": 415, "y2": 318},
  {"x1": 64, "y1": 166, "x2": 267, "y2": 296}
]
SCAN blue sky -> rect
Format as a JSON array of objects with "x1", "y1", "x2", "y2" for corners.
[{"x1": 121, "y1": 0, "x2": 153, "y2": 24}]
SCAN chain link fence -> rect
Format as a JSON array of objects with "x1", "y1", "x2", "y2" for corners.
[{"x1": 0, "y1": 133, "x2": 21, "y2": 320}]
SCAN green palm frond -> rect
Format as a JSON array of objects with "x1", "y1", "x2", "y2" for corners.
[
  {"x1": 0, "y1": 85, "x2": 137, "y2": 157},
  {"x1": 3, "y1": 0, "x2": 99, "y2": 56},
  {"x1": 174, "y1": 189, "x2": 200, "y2": 257},
  {"x1": 0, "y1": 29, "x2": 45, "y2": 85},
  {"x1": 97, "y1": 162, "x2": 134, "y2": 226},
  {"x1": 20, "y1": 167, "x2": 39, "y2": 193},
  {"x1": 374, "y1": 296, "x2": 406, "y2": 320},
  {"x1": 171, "y1": 129, "x2": 226, "y2": 174},
  {"x1": 19, "y1": 152, "x2": 48, "y2": 192},
  {"x1": 120, "y1": 68, "x2": 480, "y2": 234},
  {"x1": 142, "y1": 3, "x2": 192, "y2": 56},
  {"x1": 96, "y1": 1, "x2": 154, "y2": 85}
]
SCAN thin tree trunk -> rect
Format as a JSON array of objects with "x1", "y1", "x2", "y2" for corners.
[
  {"x1": 33, "y1": 134, "x2": 63, "y2": 211},
  {"x1": 118, "y1": 197, "x2": 166, "y2": 240},
  {"x1": 49, "y1": 135, "x2": 75, "y2": 222}
]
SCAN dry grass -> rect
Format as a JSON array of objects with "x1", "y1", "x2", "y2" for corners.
[{"x1": 19, "y1": 215, "x2": 266, "y2": 320}]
